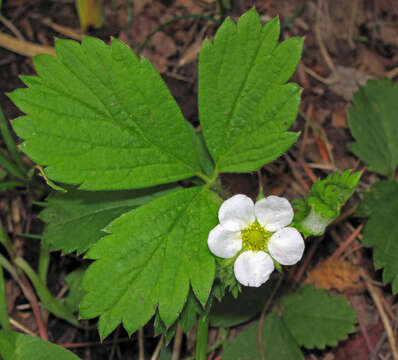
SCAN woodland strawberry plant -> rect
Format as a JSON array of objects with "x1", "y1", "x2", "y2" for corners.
[{"x1": 0, "y1": 9, "x2": 361, "y2": 359}]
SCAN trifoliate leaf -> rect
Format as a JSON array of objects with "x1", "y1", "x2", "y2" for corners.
[
  {"x1": 281, "y1": 285, "x2": 357, "y2": 349},
  {"x1": 222, "y1": 312, "x2": 304, "y2": 360},
  {"x1": 348, "y1": 79, "x2": 398, "y2": 177},
  {"x1": 209, "y1": 281, "x2": 273, "y2": 327},
  {"x1": 41, "y1": 184, "x2": 178, "y2": 254},
  {"x1": 0, "y1": 330, "x2": 81, "y2": 360},
  {"x1": 9, "y1": 36, "x2": 202, "y2": 190},
  {"x1": 199, "y1": 9, "x2": 302, "y2": 173},
  {"x1": 80, "y1": 187, "x2": 221, "y2": 340},
  {"x1": 294, "y1": 170, "x2": 360, "y2": 237},
  {"x1": 357, "y1": 180, "x2": 398, "y2": 293}
]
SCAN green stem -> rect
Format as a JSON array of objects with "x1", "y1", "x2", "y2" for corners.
[
  {"x1": 138, "y1": 14, "x2": 220, "y2": 54},
  {"x1": 0, "y1": 221, "x2": 14, "y2": 259},
  {"x1": 195, "y1": 313, "x2": 209, "y2": 360},
  {"x1": 0, "y1": 106, "x2": 27, "y2": 177},
  {"x1": 0, "y1": 151, "x2": 26, "y2": 180},
  {"x1": 0, "y1": 266, "x2": 11, "y2": 330}
]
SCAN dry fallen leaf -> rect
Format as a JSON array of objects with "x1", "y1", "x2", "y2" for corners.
[
  {"x1": 329, "y1": 65, "x2": 373, "y2": 101},
  {"x1": 305, "y1": 258, "x2": 365, "y2": 294}
]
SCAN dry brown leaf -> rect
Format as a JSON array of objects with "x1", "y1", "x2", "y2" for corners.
[
  {"x1": 329, "y1": 65, "x2": 373, "y2": 101},
  {"x1": 357, "y1": 46, "x2": 386, "y2": 77},
  {"x1": 331, "y1": 106, "x2": 348, "y2": 128},
  {"x1": 305, "y1": 258, "x2": 365, "y2": 294}
]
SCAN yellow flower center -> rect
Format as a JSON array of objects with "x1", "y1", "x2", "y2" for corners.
[{"x1": 241, "y1": 221, "x2": 271, "y2": 252}]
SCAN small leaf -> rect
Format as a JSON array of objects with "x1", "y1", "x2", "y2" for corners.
[
  {"x1": 10, "y1": 36, "x2": 202, "y2": 190},
  {"x1": 209, "y1": 281, "x2": 273, "y2": 328},
  {"x1": 41, "y1": 184, "x2": 178, "y2": 254},
  {"x1": 180, "y1": 290, "x2": 201, "y2": 334},
  {"x1": 294, "y1": 170, "x2": 360, "y2": 237},
  {"x1": 199, "y1": 9, "x2": 302, "y2": 173},
  {"x1": 222, "y1": 312, "x2": 304, "y2": 360},
  {"x1": 80, "y1": 187, "x2": 221, "y2": 340},
  {"x1": 64, "y1": 267, "x2": 86, "y2": 313},
  {"x1": 357, "y1": 180, "x2": 398, "y2": 293},
  {"x1": 348, "y1": 79, "x2": 398, "y2": 177},
  {"x1": 281, "y1": 285, "x2": 357, "y2": 349},
  {"x1": 0, "y1": 330, "x2": 81, "y2": 360}
]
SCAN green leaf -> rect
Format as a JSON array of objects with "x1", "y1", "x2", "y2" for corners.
[
  {"x1": 64, "y1": 267, "x2": 86, "y2": 313},
  {"x1": 199, "y1": 9, "x2": 302, "y2": 173},
  {"x1": 294, "y1": 170, "x2": 360, "y2": 237},
  {"x1": 80, "y1": 187, "x2": 221, "y2": 339},
  {"x1": 209, "y1": 281, "x2": 273, "y2": 327},
  {"x1": 41, "y1": 184, "x2": 178, "y2": 254},
  {"x1": 180, "y1": 290, "x2": 201, "y2": 334},
  {"x1": 348, "y1": 79, "x2": 398, "y2": 177},
  {"x1": 222, "y1": 312, "x2": 304, "y2": 360},
  {"x1": 357, "y1": 180, "x2": 398, "y2": 293},
  {"x1": 0, "y1": 330, "x2": 81, "y2": 360},
  {"x1": 14, "y1": 257, "x2": 78, "y2": 326},
  {"x1": 9, "y1": 36, "x2": 202, "y2": 190},
  {"x1": 281, "y1": 285, "x2": 357, "y2": 349}
]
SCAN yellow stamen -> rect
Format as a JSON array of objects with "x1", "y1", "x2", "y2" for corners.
[{"x1": 241, "y1": 221, "x2": 271, "y2": 252}]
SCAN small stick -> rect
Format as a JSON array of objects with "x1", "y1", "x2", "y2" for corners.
[
  {"x1": 0, "y1": 14, "x2": 25, "y2": 40},
  {"x1": 138, "y1": 327, "x2": 145, "y2": 360},
  {"x1": 284, "y1": 153, "x2": 310, "y2": 193},
  {"x1": 172, "y1": 324, "x2": 183, "y2": 360},
  {"x1": 330, "y1": 223, "x2": 364, "y2": 260},
  {"x1": 9, "y1": 317, "x2": 37, "y2": 336},
  {"x1": 361, "y1": 269, "x2": 398, "y2": 360},
  {"x1": 292, "y1": 236, "x2": 323, "y2": 285},
  {"x1": 297, "y1": 157, "x2": 317, "y2": 184},
  {"x1": 108, "y1": 325, "x2": 121, "y2": 360},
  {"x1": 150, "y1": 335, "x2": 164, "y2": 360}
]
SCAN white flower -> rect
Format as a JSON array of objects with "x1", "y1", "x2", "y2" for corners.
[{"x1": 208, "y1": 194, "x2": 304, "y2": 287}]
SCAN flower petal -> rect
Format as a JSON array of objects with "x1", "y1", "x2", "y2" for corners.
[
  {"x1": 219, "y1": 194, "x2": 255, "y2": 232},
  {"x1": 233, "y1": 251, "x2": 274, "y2": 287},
  {"x1": 268, "y1": 227, "x2": 304, "y2": 265},
  {"x1": 255, "y1": 195, "x2": 293, "y2": 231},
  {"x1": 208, "y1": 224, "x2": 242, "y2": 258}
]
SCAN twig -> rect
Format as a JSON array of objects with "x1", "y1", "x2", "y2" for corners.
[
  {"x1": 172, "y1": 323, "x2": 183, "y2": 360},
  {"x1": 284, "y1": 153, "x2": 310, "y2": 193},
  {"x1": 292, "y1": 236, "x2": 323, "y2": 285},
  {"x1": 330, "y1": 223, "x2": 364, "y2": 260},
  {"x1": 138, "y1": 14, "x2": 219, "y2": 55},
  {"x1": 297, "y1": 157, "x2": 317, "y2": 184},
  {"x1": 108, "y1": 325, "x2": 121, "y2": 360},
  {"x1": 0, "y1": 31, "x2": 55, "y2": 57},
  {"x1": 315, "y1": 0, "x2": 339, "y2": 83},
  {"x1": 347, "y1": 0, "x2": 360, "y2": 49},
  {"x1": 370, "y1": 332, "x2": 388, "y2": 360},
  {"x1": 31, "y1": 16, "x2": 82, "y2": 41},
  {"x1": 0, "y1": 14, "x2": 25, "y2": 40},
  {"x1": 150, "y1": 335, "x2": 164, "y2": 360},
  {"x1": 349, "y1": 297, "x2": 374, "y2": 353},
  {"x1": 257, "y1": 275, "x2": 284, "y2": 360},
  {"x1": 9, "y1": 317, "x2": 37, "y2": 336},
  {"x1": 361, "y1": 269, "x2": 398, "y2": 360},
  {"x1": 138, "y1": 327, "x2": 145, "y2": 360},
  {"x1": 60, "y1": 338, "x2": 132, "y2": 349}
]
